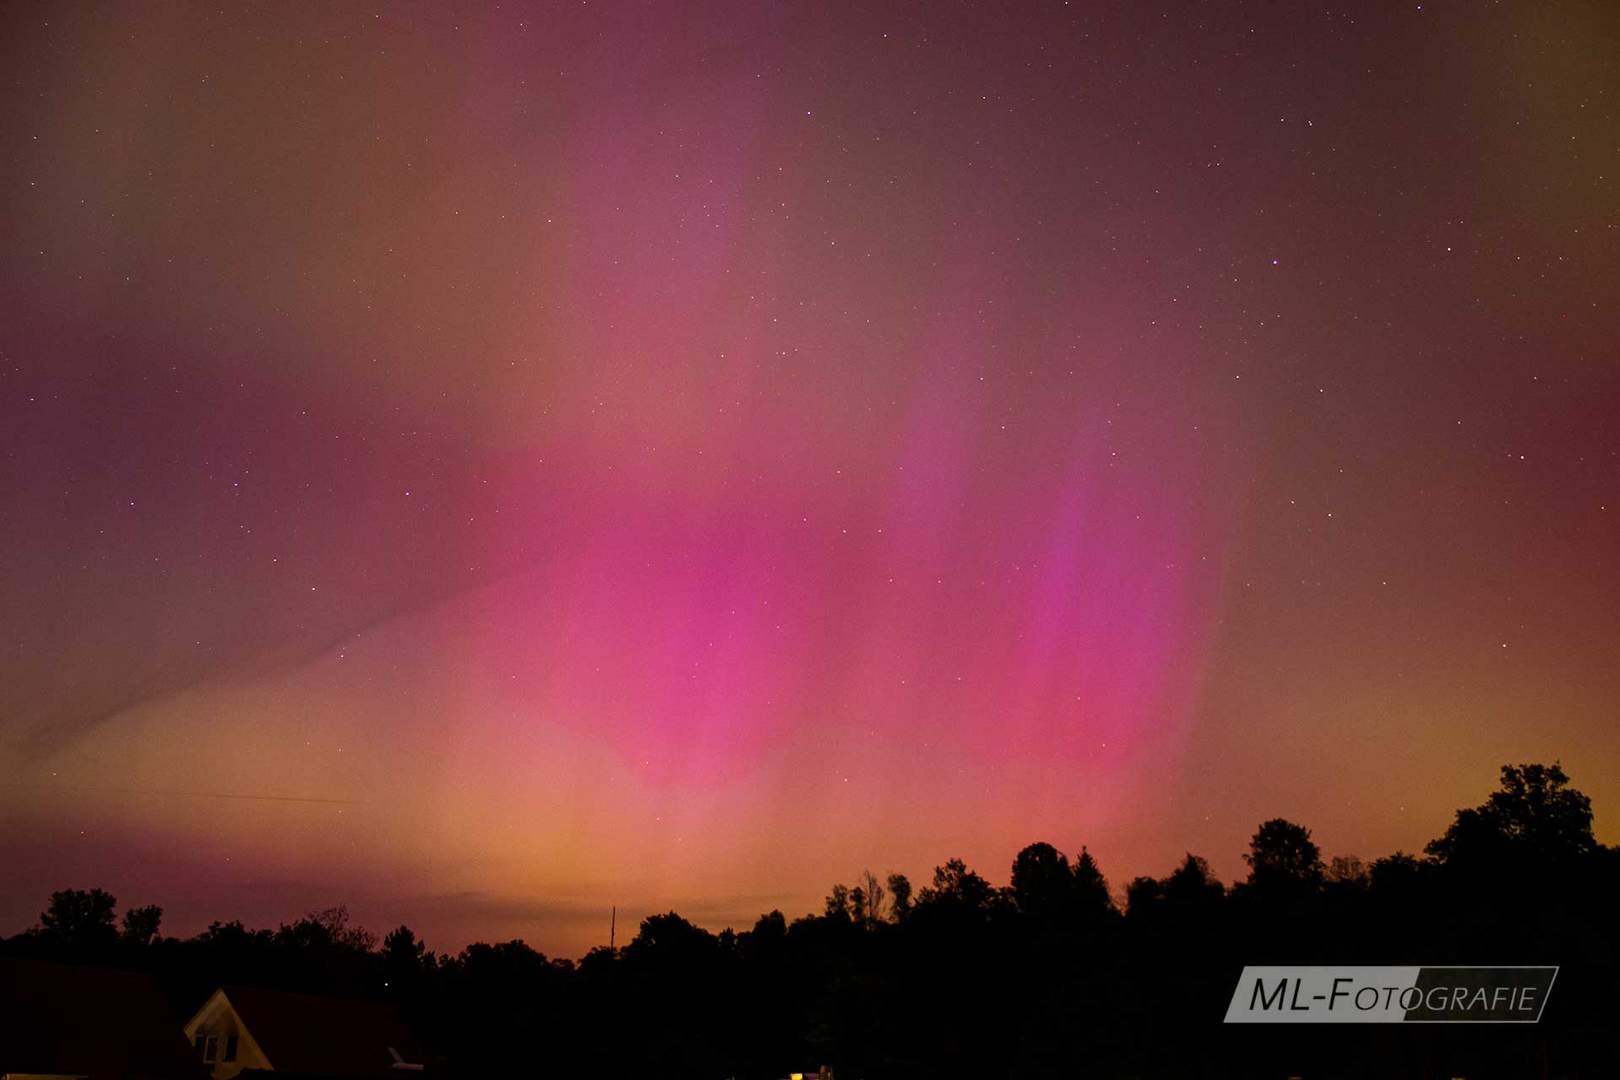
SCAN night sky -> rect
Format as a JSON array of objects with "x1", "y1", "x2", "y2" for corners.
[{"x1": 2, "y1": 1, "x2": 1616, "y2": 957}]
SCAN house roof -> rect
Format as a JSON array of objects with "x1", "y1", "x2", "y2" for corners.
[
  {"x1": 0, "y1": 956, "x2": 207, "y2": 1080},
  {"x1": 214, "y1": 986, "x2": 425, "y2": 1077}
]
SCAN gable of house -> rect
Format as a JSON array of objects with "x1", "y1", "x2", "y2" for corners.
[{"x1": 182, "y1": 989, "x2": 271, "y2": 1080}]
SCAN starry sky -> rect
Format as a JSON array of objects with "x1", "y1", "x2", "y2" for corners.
[{"x1": 2, "y1": 1, "x2": 1617, "y2": 957}]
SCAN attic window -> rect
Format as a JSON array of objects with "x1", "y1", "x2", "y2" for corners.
[
  {"x1": 224, "y1": 1034, "x2": 239, "y2": 1062},
  {"x1": 194, "y1": 1033, "x2": 220, "y2": 1062}
]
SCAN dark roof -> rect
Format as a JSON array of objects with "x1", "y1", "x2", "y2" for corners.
[
  {"x1": 222, "y1": 986, "x2": 424, "y2": 1077},
  {"x1": 0, "y1": 957, "x2": 207, "y2": 1080}
]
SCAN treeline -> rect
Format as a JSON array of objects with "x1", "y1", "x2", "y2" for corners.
[{"x1": 5, "y1": 763, "x2": 1618, "y2": 1078}]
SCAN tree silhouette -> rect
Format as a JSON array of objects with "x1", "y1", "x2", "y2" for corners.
[
  {"x1": 1171, "y1": 854, "x2": 1225, "y2": 905},
  {"x1": 1427, "y1": 761, "x2": 1597, "y2": 869},
  {"x1": 1324, "y1": 855, "x2": 1367, "y2": 885},
  {"x1": 886, "y1": 873, "x2": 913, "y2": 921},
  {"x1": 916, "y1": 858, "x2": 996, "y2": 911},
  {"x1": 381, "y1": 924, "x2": 429, "y2": 990},
  {"x1": 39, "y1": 887, "x2": 118, "y2": 947},
  {"x1": 1244, "y1": 818, "x2": 1324, "y2": 890},
  {"x1": 857, "y1": 869, "x2": 886, "y2": 925},
  {"x1": 119, "y1": 903, "x2": 163, "y2": 946},
  {"x1": 1072, "y1": 846, "x2": 1115, "y2": 918},
  {"x1": 624, "y1": 912, "x2": 720, "y2": 967},
  {"x1": 1129, "y1": 854, "x2": 1225, "y2": 918},
  {"x1": 1011, "y1": 841, "x2": 1072, "y2": 919}
]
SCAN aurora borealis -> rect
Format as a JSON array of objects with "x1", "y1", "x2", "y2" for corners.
[{"x1": 2, "y1": 1, "x2": 1617, "y2": 957}]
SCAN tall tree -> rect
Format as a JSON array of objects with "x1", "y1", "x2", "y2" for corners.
[
  {"x1": 382, "y1": 924, "x2": 429, "y2": 989},
  {"x1": 849, "y1": 885, "x2": 868, "y2": 924},
  {"x1": 1426, "y1": 762, "x2": 1596, "y2": 867},
  {"x1": 1010, "y1": 842, "x2": 1072, "y2": 919},
  {"x1": 1072, "y1": 846, "x2": 1115, "y2": 917},
  {"x1": 858, "y1": 870, "x2": 887, "y2": 925},
  {"x1": 886, "y1": 873, "x2": 913, "y2": 921},
  {"x1": 1244, "y1": 819, "x2": 1324, "y2": 890},
  {"x1": 120, "y1": 903, "x2": 163, "y2": 946},
  {"x1": 39, "y1": 888, "x2": 118, "y2": 947}
]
